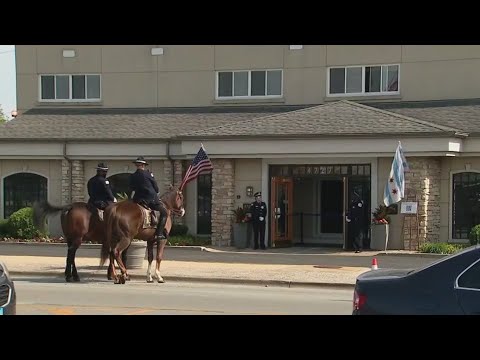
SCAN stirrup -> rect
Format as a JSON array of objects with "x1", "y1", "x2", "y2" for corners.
[{"x1": 154, "y1": 234, "x2": 166, "y2": 240}]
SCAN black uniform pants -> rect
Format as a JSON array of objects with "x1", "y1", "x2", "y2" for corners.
[
  {"x1": 350, "y1": 222, "x2": 363, "y2": 251},
  {"x1": 91, "y1": 200, "x2": 113, "y2": 211},
  {"x1": 147, "y1": 201, "x2": 168, "y2": 237},
  {"x1": 252, "y1": 221, "x2": 266, "y2": 249}
]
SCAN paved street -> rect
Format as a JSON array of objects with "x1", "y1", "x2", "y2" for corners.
[
  {"x1": 14, "y1": 276, "x2": 353, "y2": 315},
  {"x1": 0, "y1": 242, "x2": 439, "y2": 269}
]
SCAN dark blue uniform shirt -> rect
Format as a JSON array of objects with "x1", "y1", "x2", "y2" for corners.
[
  {"x1": 129, "y1": 169, "x2": 160, "y2": 203},
  {"x1": 87, "y1": 175, "x2": 115, "y2": 203},
  {"x1": 250, "y1": 201, "x2": 267, "y2": 222}
]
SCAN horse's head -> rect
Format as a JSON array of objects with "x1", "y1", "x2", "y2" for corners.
[{"x1": 161, "y1": 184, "x2": 185, "y2": 217}]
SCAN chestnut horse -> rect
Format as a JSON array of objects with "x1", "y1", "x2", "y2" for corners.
[
  {"x1": 100, "y1": 185, "x2": 185, "y2": 284},
  {"x1": 32, "y1": 201, "x2": 118, "y2": 282}
]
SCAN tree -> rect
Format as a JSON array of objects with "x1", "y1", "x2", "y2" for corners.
[{"x1": 0, "y1": 106, "x2": 8, "y2": 123}]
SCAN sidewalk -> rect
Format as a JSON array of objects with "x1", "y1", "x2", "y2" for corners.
[{"x1": 0, "y1": 255, "x2": 370, "y2": 288}]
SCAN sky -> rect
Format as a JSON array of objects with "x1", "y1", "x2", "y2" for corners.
[{"x1": 0, "y1": 45, "x2": 16, "y2": 120}]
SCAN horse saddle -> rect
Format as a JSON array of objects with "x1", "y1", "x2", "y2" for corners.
[{"x1": 138, "y1": 204, "x2": 159, "y2": 229}]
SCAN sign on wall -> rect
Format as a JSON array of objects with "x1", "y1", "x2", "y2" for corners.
[{"x1": 401, "y1": 201, "x2": 418, "y2": 214}]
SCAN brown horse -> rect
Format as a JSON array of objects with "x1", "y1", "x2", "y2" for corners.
[
  {"x1": 32, "y1": 201, "x2": 116, "y2": 282},
  {"x1": 100, "y1": 185, "x2": 185, "y2": 284}
]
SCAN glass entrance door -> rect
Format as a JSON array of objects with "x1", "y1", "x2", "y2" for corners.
[{"x1": 270, "y1": 177, "x2": 294, "y2": 247}]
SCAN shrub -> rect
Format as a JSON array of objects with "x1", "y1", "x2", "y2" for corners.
[
  {"x1": 7, "y1": 207, "x2": 48, "y2": 239},
  {"x1": 419, "y1": 242, "x2": 466, "y2": 255},
  {"x1": 167, "y1": 235, "x2": 211, "y2": 246},
  {"x1": 169, "y1": 223, "x2": 189, "y2": 236},
  {"x1": 0, "y1": 219, "x2": 9, "y2": 237},
  {"x1": 468, "y1": 224, "x2": 480, "y2": 246}
]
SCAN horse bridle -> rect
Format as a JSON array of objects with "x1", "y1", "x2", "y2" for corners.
[{"x1": 159, "y1": 193, "x2": 184, "y2": 217}]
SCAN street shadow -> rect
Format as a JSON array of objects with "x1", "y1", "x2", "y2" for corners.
[{"x1": 11, "y1": 275, "x2": 110, "y2": 284}]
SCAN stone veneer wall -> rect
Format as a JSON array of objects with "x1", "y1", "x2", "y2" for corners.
[
  {"x1": 173, "y1": 160, "x2": 185, "y2": 225},
  {"x1": 61, "y1": 159, "x2": 85, "y2": 205},
  {"x1": 163, "y1": 160, "x2": 173, "y2": 192},
  {"x1": 404, "y1": 157, "x2": 441, "y2": 248},
  {"x1": 163, "y1": 160, "x2": 186, "y2": 225},
  {"x1": 211, "y1": 159, "x2": 235, "y2": 246}
]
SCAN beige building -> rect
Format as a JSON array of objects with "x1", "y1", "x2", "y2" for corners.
[{"x1": 3, "y1": 45, "x2": 480, "y2": 250}]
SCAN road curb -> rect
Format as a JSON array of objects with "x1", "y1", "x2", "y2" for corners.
[
  {"x1": 9, "y1": 270, "x2": 355, "y2": 289},
  {"x1": 0, "y1": 242, "x2": 206, "y2": 251},
  {"x1": 376, "y1": 253, "x2": 446, "y2": 259}
]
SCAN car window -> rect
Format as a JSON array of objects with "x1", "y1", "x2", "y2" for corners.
[{"x1": 458, "y1": 259, "x2": 480, "y2": 289}]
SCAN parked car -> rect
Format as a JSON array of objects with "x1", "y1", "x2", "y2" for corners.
[
  {"x1": 0, "y1": 260, "x2": 16, "y2": 315},
  {"x1": 353, "y1": 245, "x2": 480, "y2": 315}
]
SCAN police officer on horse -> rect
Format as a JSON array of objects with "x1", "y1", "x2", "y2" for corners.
[
  {"x1": 129, "y1": 156, "x2": 168, "y2": 241},
  {"x1": 87, "y1": 162, "x2": 116, "y2": 211}
]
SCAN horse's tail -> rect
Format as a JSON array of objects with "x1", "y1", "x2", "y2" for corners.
[
  {"x1": 32, "y1": 201, "x2": 72, "y2": 232},
  {"x1": 100, "y1": 204, "x2": 116, "y2": 267}
]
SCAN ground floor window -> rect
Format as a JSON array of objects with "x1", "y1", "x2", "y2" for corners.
[
  {"x1": 197, "y1": 174, "x2": 212, "y2": 234},
  {"x1": 107, "y1": 173, "x2": 132, "y2": 199},
  {"x1": 3, "y1": 172, "x2": 48, "y2": 218},
  {"x1": 452, "y1": 172, "x2": 480, "y2": 239}
]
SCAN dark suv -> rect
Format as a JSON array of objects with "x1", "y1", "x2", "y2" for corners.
[{"x1": 0, "y1": 261, "x2": 16, "y2": 315}]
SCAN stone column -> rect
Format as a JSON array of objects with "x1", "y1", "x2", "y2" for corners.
[
  {"x1": 173, "y1": 160, "x2": 185, "y2": 225},
  {"x1": 404, "y1": 157, "x2": 441, "y2": 247},
  {"x1": 211, "y1": 159, "x2": 235, "y2": 246},
  {"x1": 163, "y1": 160, "x2": 173, "y2": 192},
  {"x1": 61, "y1": 159, "x2": 85, "y2": 204}
]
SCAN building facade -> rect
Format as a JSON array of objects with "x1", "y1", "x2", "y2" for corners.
[{"x1": 4, "y1": 45, "x2": 480, "y2": 249}]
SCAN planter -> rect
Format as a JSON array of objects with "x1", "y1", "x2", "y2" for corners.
[
  {"x1": 370, "y1": 224, "x2": 389, "y2": 250},
  {"x1": 126, "y1": 240, "x2": 147, "y2": 269},
  {"x1": 233, "y1": 223, "x2": 249, "y2": 249}
]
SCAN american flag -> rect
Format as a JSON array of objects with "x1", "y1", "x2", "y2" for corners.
[{"x1": 179, "y1": 145, "x2": 214, "y2": 190}]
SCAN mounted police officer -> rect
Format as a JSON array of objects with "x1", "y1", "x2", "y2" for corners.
[
  {"x1": 87, "y1": 162, "x2": 116, "y2": 211},
  {"x1": 129, "y1": 156, "x2": 168, "y2": 241},
  {"x1": 250, "y1": 192, "x2": 267, "y2": 250}
]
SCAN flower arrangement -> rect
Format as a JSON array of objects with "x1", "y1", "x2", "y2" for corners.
[
  {"x1": 232, "y1": 206, "x2": 250, "y2": 223},
  {"x1": 372, "y1": 204, "x2": 396, "y2": 225}
]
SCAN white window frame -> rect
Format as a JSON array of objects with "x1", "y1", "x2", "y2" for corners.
[
  {"x1": 455, "y1": 258, "x2": 480, "y2": 292},
  {"x1": 38, "y1": 74, "x2": 102, "y2": 102},
  {"x1": 326, "y1": 64, "x2": 400, "y2": 97},
  {"x1": 215, "y1": 69, "x2": 283, "y2": 100}
]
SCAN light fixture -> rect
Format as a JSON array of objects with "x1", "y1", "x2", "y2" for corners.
[
  {"x1": 289, "y1": 45, "x2": 303, "y2": 50},
  {"x1": 62, "y1": 49, "x2": 76, "y2": 58},
  {"x1": 246, "y1": 186, "x2": 253, "y2": 197},
  {"x1": 151, "y1": 47, "x2": 164, "y2": 56}
]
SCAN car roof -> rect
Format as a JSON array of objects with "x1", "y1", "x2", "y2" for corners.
[{"x1": 410, "y1": 245, "x2": 480, "y2": 274}]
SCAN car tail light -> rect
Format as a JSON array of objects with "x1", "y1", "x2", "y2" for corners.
[{"x1": 353, "y1": 289, "x2": 366, "y2": 311}]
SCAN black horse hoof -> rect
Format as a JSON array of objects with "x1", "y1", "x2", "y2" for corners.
[
  {"x1": 107, "y1": 276, "x2": 113, "y2": 281},
  {"x1": 72, "y1": 277, "x2": 80, "y2": 282},
  {"x1": 66, "y1": 277, "x2": 72, "y2": 283}
]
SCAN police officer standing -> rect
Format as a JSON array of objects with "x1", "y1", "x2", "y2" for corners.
[
  {"x1": 346, "y1": 190, "x2": 366, "y2": 253},
  {"x1": 250, "y1": 192, "x2": 267, "y2": 250},
  {"x1": 87, "y1": 162, "x2": 116, "y2": 210},
  {"x1": 129, "y1": 156, "x2": 168, "y2": 241}
]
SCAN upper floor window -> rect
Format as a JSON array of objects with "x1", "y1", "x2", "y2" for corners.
[
  {"x1": 328, "y1": 64, "x2": 399, "y2": 96},
  {"x1": 216, "y1": 70, "x2": 283, "y2": 99},
  {"x1": 39, "y1": 74, "x2": 101, "y2": 102}
]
